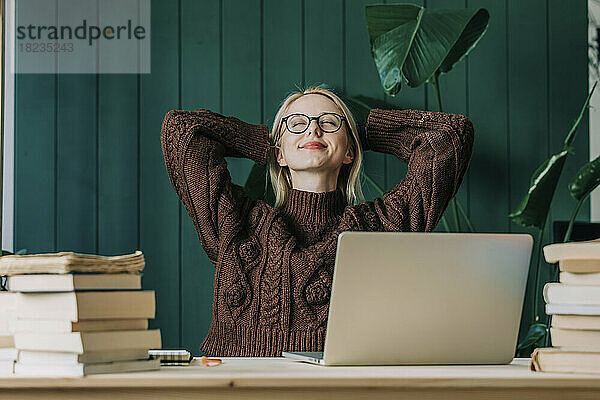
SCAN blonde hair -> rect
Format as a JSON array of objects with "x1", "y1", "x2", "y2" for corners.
[{"x1": 267, "y1": 85, "x2": 365, "y2": 209}]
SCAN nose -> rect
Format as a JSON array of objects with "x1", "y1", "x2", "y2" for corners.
[{"x1": 307, "y1": 119, "x2": 323, "y2": 137}]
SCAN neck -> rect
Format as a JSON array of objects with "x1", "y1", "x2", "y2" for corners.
[{"x1": 288, "y1": 168, "x2": 341, "y2": 193}]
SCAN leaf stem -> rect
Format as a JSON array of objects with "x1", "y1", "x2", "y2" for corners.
[
  {"x1": 564, "y1": 80, "x2": 598, "y2": 147},
  {"x1": 452, "y1": 199, "x2": 461, "y2": 232},
  {"x1": 455, "y1": 198, "x2": 475, "y2": 232},
  {"x1": 433, "y1": 71, "x2": 443, "y2": 113},
  {"x1": 564, "y1": 194, "x2": 587, "y2": 243},
  {"x1": 440, "y1": 215, "x2": 450, "y2": 232},
  {"x1": 532, "y1": 219, "x2": 547, "y2": 323},
  {"x1": 362, "y1": 171, "x2": 385, "y2": 196}
]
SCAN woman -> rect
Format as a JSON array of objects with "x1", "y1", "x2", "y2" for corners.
[{"x1": 160, "y1": 86, "x2": 475, "y2": 357}]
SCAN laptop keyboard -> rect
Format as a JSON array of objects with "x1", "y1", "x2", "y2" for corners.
[{"x1": 294, "y1": 352, "x2": 324, "y2": 359}]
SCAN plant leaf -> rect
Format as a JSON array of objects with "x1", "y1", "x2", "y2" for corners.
[
  {"x1": 438, "y1": 9, "x2": 490, "y2": 74},
  {"x1": 564, "y1": 80, "x2": 598, "y2": 147},
  {"x1": 365, "y1": 4, "x2": 422, "y2": 42},
  {"x1": 508, "y1": 150, "x2": 569, "y2": 229},
  {"x1": 569, "y1": 154, "x2": 600, "y2": 202},
  {"x1": 244, "y1": 162, "x2": 276, "y2": 207},
  {"x1": 509, "y1": 80, "x2": 598, "y2": 228},
  {"x1": 517, "y1": 323, "x2": 547, "y2": 351},
  {"x1": 244, "y1": 162, "x2": 268, "y2": 201},
  {"x1": 404, "y1": 8, "x2": 489, "y2": 86},
  {"x1": 365, "y1": 4, "x2": 422, "y2": 96},
  {"x1": 365, "y1": 5, "x2": 490, "y2": 95}
]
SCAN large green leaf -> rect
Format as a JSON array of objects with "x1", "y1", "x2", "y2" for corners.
[
  {"x1": 365, "y1": 4, "x2": 422, "y2": 41},
  {"x1": 517, "y1": 323, "x2": 547, "y2": 351},
  {"x1": 508, "y1": 150, "x2": 569, "y2": 229},
  {"x1": 569, "y1": 154, "x2": 600, "y2": 201},
  {"x1": 366, "y1": 5, "x2": 421, "y2": 95},
  {"x1": 366, "y1": 4, "x2": 489, "y2": 96},
  {"x1": 509, "y1": 80, "x2": 598, "y2": 229},
  {"x1": 438, "y1": 9, "x2": 489, "y2": 73}
]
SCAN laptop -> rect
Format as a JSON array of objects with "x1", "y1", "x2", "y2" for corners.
[{"x1": 282, "y1": 231, "x2": 533, "y2": 366}]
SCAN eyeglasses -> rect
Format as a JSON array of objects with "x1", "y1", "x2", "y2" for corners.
[{"x1": 281, "y1": 112, "x2": 347, "y2": 134}]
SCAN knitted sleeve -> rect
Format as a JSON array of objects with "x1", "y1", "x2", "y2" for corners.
[
  {"x1": 352, "y1": 108, "x2": 475, "y2": 232},
  {"x1": 160, "y1": 108, "x2": 271, "y2": 264}
]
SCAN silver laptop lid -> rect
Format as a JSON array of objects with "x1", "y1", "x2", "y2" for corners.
[{"x1": 323, "y1": 232, "x2": 533, "y2": 365}]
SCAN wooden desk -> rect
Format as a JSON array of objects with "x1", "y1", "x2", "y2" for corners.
[{"x1": 0, "y1": 357, "x2": 599, "y2": 399}]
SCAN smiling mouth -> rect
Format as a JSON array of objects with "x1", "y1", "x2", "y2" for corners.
[{"x1": 300, "y1": 143, "x2": 327, "y2": 149}]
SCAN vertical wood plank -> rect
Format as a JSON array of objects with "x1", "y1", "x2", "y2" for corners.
[
  {"x1": 140, "y1": 0, "x2": 180, "y2": 348},
  {"x1": 14, "y1": 0, "x2": 57, "y2": 253},
  {"x1": 468, "y1": 0, "x2": 509, "y2": 234},
  {"x1": 56, "y1": 72, "x2": 98, "y2": 253},
  {"x1": 507, "y1": 0, "x2": 549, "y2": 346},
  {"x1": 56, "y1": 0, "x2": 98, "y2": 253},
  {"x1": 345, "y1": 0, "x2": 386, "y2": 201},
  {"x1": 98, "y1": 72, "x2": 139, "y2": 255},
  {"x1": 263, "y1": 0, "x2": 303, "y2": 128},
  {"x1": 223, "y1": 0, "x2": 262, "y2": 184},
  {"x1": 548, "y1": 3, "x2": 590, "y2": 224},
  {"x1": 179, "y1": 0, "x2": 220, "y2": 356},
  {"x1": 15, "y1": 74, "x2": 57, "y2": 253},
  {"x1": 304, "y1": 0, "x2": 344, "y2": 90},
  {"x1": 97, "y1": 0, "x2": 140, "y2": 256}
]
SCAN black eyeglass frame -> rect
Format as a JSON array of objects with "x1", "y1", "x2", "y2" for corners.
[{"x1": 280, "y1": 112, "x2": 347, "y2": 134}]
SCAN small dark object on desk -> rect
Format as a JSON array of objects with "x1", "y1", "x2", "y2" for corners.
[{"x1": 149, "y1": 349, "x2": 192, "y2": 366}]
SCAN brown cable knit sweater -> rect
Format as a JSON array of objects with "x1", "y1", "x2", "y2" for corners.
[{"x1": 160, "y1": 106, "x2": 474, "y2": 357}]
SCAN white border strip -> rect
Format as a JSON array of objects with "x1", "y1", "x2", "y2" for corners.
[{"x1": 3, "y1": 0, "x2": 14, "y2": 252}]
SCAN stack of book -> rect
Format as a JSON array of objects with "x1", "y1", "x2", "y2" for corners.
[
  {"x1": 0, "y1": 291, "x2": 17, "y2": 375},
  {"x1": 530, "y1": 238, "x2": 600, "y2": 374},
  {"x1": 0, "y1": 250, "x2": 162, "y2": 377}
]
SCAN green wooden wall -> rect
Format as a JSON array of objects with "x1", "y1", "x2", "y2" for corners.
[{"x1": 14, "y1": 0, "x2": 589, "y2": 354}]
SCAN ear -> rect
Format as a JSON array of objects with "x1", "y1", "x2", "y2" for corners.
[
  {"x1": 342, "y1": 145, "x2": 354, "y2": 165},
  {"x1": 275, "y1": 146, "x2": 288, "y2": 167}
]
